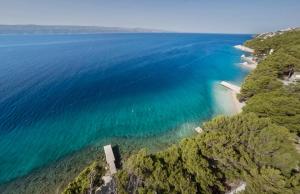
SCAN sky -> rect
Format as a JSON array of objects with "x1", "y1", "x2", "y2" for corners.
[{"x1": 0, "y1": 0, "x2": 300, "y2": 34}]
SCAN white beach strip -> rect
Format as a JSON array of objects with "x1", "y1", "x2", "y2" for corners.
[
  {"x1": 234, "y1": 45, "x2": 254, "y2": 53},
  {"x1": 212, "y1": 82, "x2": 239, "y2": 115},
  {"x1": 241, "y1": 55, "x2": 257, "y2": 65},
  {"x1": 230, "y1": 89, "x2": 245, "y2": 113}
]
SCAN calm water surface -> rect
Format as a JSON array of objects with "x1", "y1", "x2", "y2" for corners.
[{"x1": 0, "y1": 33, "x2": 250, "y2": 184}]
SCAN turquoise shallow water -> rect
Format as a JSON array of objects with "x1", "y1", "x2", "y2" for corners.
[{"x1": 0, "y1": 33, "x2": 250, "y2": 184}]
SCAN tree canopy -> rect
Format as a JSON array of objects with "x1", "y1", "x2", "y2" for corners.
[
  {"x1": 62, "y1": 162, "x2": 105, "y2": 194},
  {"x1": 116, "y1": 114, "x2": 299, "y2": 194}
]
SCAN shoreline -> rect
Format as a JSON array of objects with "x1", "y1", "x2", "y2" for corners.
[
  {"x1": 231, "y1": 45, "x2": 255, "y2": 113},
  {"x1": 229, "y1": 89, "x2": 245, "y2": 113},
  {"x1": 235, "y1": 44, "x2": 257, "y2": 70},
  {"x1": 213, "y1": 81, "x2": 245, "y2": 116},
  {"x1": 220, "y1": 81, "x2": 245, "y2": 114}
]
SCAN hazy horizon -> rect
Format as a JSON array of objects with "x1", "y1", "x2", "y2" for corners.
[
  {"x1": 1, "y1": 0, "x2": 300, "y2": 34},
  {"x1": 0, "y1": 24, "x2": 256, "y2": 35}
]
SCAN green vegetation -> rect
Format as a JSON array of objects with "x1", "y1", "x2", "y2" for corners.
[
  {"x1": 239, "y1": 30, "x2": 300, "y2": 135},
  {"x1": 115, "y1": 30, "x2": 300, "y2": 193},
  {"x1": 245, "y1": 30, "x2": 300, "y2": 57},
  {"x1": 116, "y1": 114, "x2": 299, "y2": 193},
  {"x1": 238, "y1": 49, "x2": 300, "y2": 101},
  {"x1": 243, "y1": 90, "x2": 300, "y2": 134},
  {"x1": 62, "y1": 161, "x2": 105, "y2": 194},
  {"x1": 239, "y1": 30, "x2": 300, "y2": 101}
]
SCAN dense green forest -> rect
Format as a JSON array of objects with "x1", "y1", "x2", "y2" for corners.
[
  {"x1": 63, "y1": 30, "x2": 300, "y2": 194},
  {"x1": 239, "y1": 30, "x2": 300, "y2": 135},
  {"x1": 117, "y1": 114, "x2": 299, "y2": 194}
]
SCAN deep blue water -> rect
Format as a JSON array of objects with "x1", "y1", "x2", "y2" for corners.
[{"x1": 0, "y1": 33, "x2": 250, "y2": 184}]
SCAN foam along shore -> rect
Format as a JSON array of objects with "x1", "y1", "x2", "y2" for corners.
[
  {"x1": 234, "y1": 45, "x2": 254, "y2": 53},
  {"x1": 240, "y1": 55, "x2": 257, "y2": 69},
  {"x1": 241, "y1": 55, "x2": 257, "y2": 65},
  {"x1": 220, "y1": 81, "x2": 245, "y2": 113}
]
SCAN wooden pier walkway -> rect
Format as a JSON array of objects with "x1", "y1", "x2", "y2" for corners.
[
  {"x1": 234, "y1": 45, "x2": 254, "y2": 53},
  {"x1": 220, "y1": 81, "x2": 241, "y2": 94},
  {"x1": 103, "y1": 144, "x2": 117, "y2": 174}
]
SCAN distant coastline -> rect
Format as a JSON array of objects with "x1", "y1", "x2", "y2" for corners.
[{"x1": 0, "y1": 24, "x2": 168, "y2": 35}]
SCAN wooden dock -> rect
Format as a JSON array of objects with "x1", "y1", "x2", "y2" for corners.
[
  {"x1": 234, "y1": 45, "x2": 254, "y2": 53},
  {"x1": 103, "y1": 144, "x2": 117, "y2": 174},
  {"x1": 220, "y1": 81, "x2": 241, "y2": 94}
]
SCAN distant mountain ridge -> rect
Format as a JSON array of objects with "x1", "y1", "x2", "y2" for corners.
[{"x1": 0, "y1": 24, "x2": 166, "y2": 34}]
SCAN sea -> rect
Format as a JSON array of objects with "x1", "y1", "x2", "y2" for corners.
[{"x1": 0, "y1": 33, "x2": 251, "y2": 192}]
